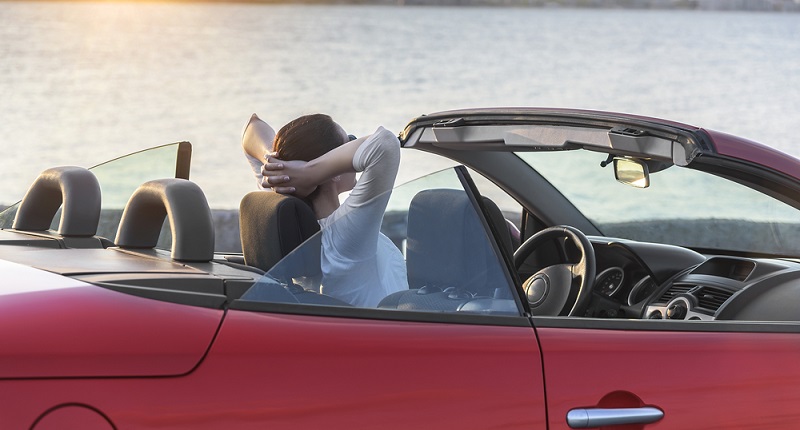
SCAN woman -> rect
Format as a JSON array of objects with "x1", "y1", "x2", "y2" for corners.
[{"x1": 242, "y1": 113, "x2": 407, "y2": 307}]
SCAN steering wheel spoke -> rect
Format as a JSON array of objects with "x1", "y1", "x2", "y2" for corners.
[{"x1": 569, "y1": 264, "x2": 586, "y2": 285}]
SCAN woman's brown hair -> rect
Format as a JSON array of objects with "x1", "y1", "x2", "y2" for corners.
[{"x1": 273, "y1": 114, "x2": 343, "y2": 162}]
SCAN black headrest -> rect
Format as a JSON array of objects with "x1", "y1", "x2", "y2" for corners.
[
  {"x1": 405, "y1": 189, "x2": 509, "y2": 296},
  {"x1": 239, "y1": 192, "x2": 320, "y2": 272},
  {"x1": 13, "y1": 166, "x2": 101, "y2": 237},
  {"x1": 115, "y1": 179, "x2": 215, "y2": 262}
]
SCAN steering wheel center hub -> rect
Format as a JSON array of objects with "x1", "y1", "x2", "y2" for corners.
[{"x1": 525, "y1": 274, "x2": 550, "y2": 306}]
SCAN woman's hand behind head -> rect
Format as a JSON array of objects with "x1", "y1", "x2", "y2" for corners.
[{"x1": 262, "y1": 156, "x2": 318, "y2": 197}]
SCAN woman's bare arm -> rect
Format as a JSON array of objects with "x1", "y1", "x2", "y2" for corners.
[
  {"x1": 241, "y1": 114, "x2": 276, "y2": 189},
  {"x1": 261, "y1": 135, "x2": 369, "y2": 196}
]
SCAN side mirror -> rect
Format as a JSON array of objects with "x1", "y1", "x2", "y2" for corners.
[{"x1": 614, "y1": 158, "x2": 650, "y2": 188}]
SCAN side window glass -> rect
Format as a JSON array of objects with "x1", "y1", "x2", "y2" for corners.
[
  {"x1": 239, "y1": 167, "x2": 522, "y2": 317},
  {"x1": 0, "y1": 143, "x2": 187, "y2": 248},
  {"x1": 397, "y1": 150, "x2": 522, "y2": 248},
  {"x1": 466, "y1": 167, "x2": 523, "y2": 248}
]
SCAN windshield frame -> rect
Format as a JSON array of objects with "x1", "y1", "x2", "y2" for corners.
[{"x1": 400, "y1": 113, "x2": 800, "y2": 258}]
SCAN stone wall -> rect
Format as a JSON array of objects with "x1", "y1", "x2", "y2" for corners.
[{"x1": 4, "y1": 204, "x2": 799, "y2": 257}]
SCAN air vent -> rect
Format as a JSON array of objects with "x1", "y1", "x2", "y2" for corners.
[
  {"x1": 656, "y1": 284, "x2": 694, "y2": 303},
  {"x1": 694, "y1": 287, "x2": 734, "y2": 312}
]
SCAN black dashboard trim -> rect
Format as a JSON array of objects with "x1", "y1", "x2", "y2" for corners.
[{"x1": 532, "y1": 316, "x2": 800, "y2": 333}]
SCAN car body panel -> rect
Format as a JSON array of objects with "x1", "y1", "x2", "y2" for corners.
[
  {"x1": 401, "y1": 107, "x2": 704, "y2": 136},
  {"x1": 705, "y1": 128, "x2": 800, "y2": 181},
  {"x1": 1, "y1": 310, "x2": 546, "y2": 429},
  {"x1": 199, "y1": 310, "x2": 546, "y2": 428},
  {"x1": 536, "y1": 326, "x2": 800, "y2": 429},
  {"x1": 0, "y1": 259, "x2": 223, "y2": 379}
]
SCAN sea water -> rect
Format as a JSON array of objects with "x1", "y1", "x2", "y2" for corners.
[{"x1": 1, "y1": 2, "x2": 798, "y2": 210}]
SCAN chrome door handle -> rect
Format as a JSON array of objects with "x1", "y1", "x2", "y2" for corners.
[{"x1": 566, "y1": 407, "x2": 663, "y2": 428}]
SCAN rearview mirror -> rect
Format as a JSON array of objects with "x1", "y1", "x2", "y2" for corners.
[{"x1": 614, "y1": 158, "x2": 650, "y2": 188}]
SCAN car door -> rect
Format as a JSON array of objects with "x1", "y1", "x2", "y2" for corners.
[
  {"x1": 534, "y1": 319, "x2": 800, "y2": 429},
  {"x1": 202, "y1": 166, "x2": 548, "y2": 429},
  {"x1": 454, "y1": 152, "x2": 800, "y2": 429}
]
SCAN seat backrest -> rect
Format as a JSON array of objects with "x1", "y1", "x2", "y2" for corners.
[
  {"x1": 480, "y1": 195, "x2": 517, "y2": 254},
  {"x1": 239, "y1": 191, "x2": 320, "y2": 272},
  {"x1": 13, "y1": 166, "x2": 101, "y2": 237},
  {"x1": 115, "y1": 179, "x2": 215, "y2": 262},
  {"x1": 405, "y1": 189, "x2": 512, "y2": 297}
]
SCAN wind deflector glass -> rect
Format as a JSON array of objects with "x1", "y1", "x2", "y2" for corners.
[
  {"x1": 0, "y1": 142, "x2": 190, "y2": 247},
  {"x1": 237, "y1": 167, "x2": 522, "y2": 318}
]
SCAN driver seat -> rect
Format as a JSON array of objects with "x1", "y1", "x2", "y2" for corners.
[
  {"x1": 378, "y1": 189, "x2": 514, "y2": 311},
  {"x1": 239, "y1": 191, "x2": 320, "y2": 272},
  {"x1": 239, "y1": 191, "x2": 353, "y2": 307}
]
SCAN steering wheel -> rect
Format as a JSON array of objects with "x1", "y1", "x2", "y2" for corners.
[{"x1": 513, "y1": 225, "x2": 596, "y2": 316}]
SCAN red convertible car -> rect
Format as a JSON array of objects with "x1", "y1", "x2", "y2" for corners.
[{"x1": 2, "y1": 108, "x2": 800, "y2": 429}]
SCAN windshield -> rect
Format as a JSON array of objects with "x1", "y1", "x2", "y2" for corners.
[{"x1": 518, "y1": 150, "x2": 800, "y2": 256}]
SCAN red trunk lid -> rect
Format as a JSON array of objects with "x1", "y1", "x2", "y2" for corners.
[{"x1": 0, "y1": 260, "x2": 223, "y2": 378}]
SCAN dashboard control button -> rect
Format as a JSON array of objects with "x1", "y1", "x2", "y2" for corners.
[{"x1": 666, "y1": 303, "x2": 687, "y2": 319}]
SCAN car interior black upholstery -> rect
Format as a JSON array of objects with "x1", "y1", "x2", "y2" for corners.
[
  {"x1": 379, "y1": 189, "x2": 517, "y2": 314},
  {"x1": 405, "y1": 189, "x2": 509, "y2": 296},
  {"x1": 116, "y1": 178, "x2": 215, "y2": 262},
  {"x1": 7, "y1": 166, "x2": 110, "y2": 249},
  {"x1": 13, "y1": 166, "x2": 102, "y2": 237},
  {"x1": 239, "y1": 191, "x2": 320, "y2": 272},
  {"x1": 237, "y1": 191, "x2": 358, "y2": 307}
]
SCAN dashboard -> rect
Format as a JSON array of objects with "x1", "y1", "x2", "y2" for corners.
[{"x1": 585, "y1": 237, "x2": 800, "y2": 322}]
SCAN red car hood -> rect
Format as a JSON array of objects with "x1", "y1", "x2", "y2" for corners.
[{"x1": 0, "y1": 259, "x2": 223, "y2": 379}]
